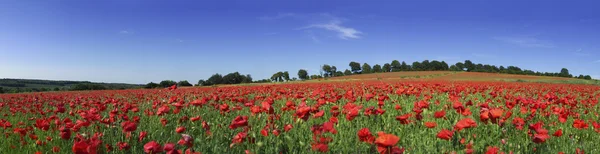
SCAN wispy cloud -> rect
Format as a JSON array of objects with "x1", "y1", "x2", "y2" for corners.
[
  {"x1": 593, "y1": 60, "x2": 600, "y2": 63},
  {"x1": 302, "y1": 19, "x2": 362, "y2": 40},
  {"x1": 175, "y1": 39, "x2": 184, "y2": 43},
  {"x1": 304, "y1": 30, "x2": 320, "y2": 43},
  {"x1": 259, "y1": 13, "x2": 297, "y2": 20},
  {"x1": 573, "y1": 48, "x2": 591, "y2": 56},
  {"x1": 492, "y1": 36, "x2": 554, "y2": 48},
  {"x1": 119, "y1": 30, "x2": 133, "y2": 34}
]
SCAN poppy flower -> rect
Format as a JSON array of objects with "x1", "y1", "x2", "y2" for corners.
[
  {"x1": 573, "y1": 119, "x2": 588, "y2": 129},
  {"x1": 311, "y1": 143, "x2": 328, "y2": 152},
  {"x1": 117, "y1": 142, "x2": 130, "y2": 150},
  {"x1": 532, "y1": 133, "x2": 550, "y2": 143},
  {"x1": 395, "y1": 114, "x2": 411, "y2": 124},
  {"x1": 424, "y1": 122, "x2": 437, "y2": 128},
  {"x1": 121, "y1": 121, "x2": 137, "y2": 132},
  {"x1": 486, "y1": 146, "x2": 499, "y2": 154},
  {"x1": 357, "y1": 128, "x2": 375, "y2": 144},
  {"x1": 176, "y1": 126, "x2": 186, "y2": 133},
  {"x1": 284, "y1": 124, "x2": 293, "y2": 132},
  {"x1": 144, "y1": 141, "x2": 162, "y2": 154},
  {"x1": 59, "y1": 126, "x2": 71, "y2": 140},
  {"x1": 437, "y1": 129, "x2": 453, "y2": 140},
  {"x1": 229, "y1": 116, "x2": 249, "y2": 129},
  {"x1": 553, "y1": 129, "x2": 563, "y2": 137},
  {"x1": 375, "y1": 132, "x2": 399, "y2": 147},
  {"x1": 434, "y1": 110, "x2": 446, "y2": 119},
  {"x1": 139, "y1": 131, "x2": 148, "y2": 142},
  {"x1": 454, "y1": 118, "x2": 477, "y2": 131},
  {"x1": 163, "y1": 143, "x2": 177, "y2": 154}
]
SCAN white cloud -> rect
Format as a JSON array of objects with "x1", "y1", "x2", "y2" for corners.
[
  {"x1": 492, "y1": 36, "x2": 554, "y2": 48},
  {"x1": 303, "y1": 19, "x2": 362, "y2": 40},
  {"x1": 119, "y1": 30, "x2": 133, "y2": 34}
]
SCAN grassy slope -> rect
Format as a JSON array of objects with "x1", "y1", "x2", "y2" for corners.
[{"x1": 311, "y1": 71, "x2": 600, "y2": 85}]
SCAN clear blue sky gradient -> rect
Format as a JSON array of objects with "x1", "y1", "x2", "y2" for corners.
[{"x1": 1, "y1": 0, "x2": 599, "y2": 84}]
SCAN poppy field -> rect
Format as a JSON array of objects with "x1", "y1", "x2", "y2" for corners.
[{"x1": 1, "y1": 80, "x2": 599, "y2": 154}]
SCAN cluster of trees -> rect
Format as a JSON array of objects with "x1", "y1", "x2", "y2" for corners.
[
  {"x1": 270, "y1": 71, "x2": 292, "y2": 82},
  {"x1": 447, "y1": 60, "x2": 591, "y2": 79},
  {"x1": 144, "y1": 80, "x2": 193, "y2": 89},
  {"x1": 145, "y1": 72, "x2": 253, "y2": 88},
  {"x1": 0, "y1": 79, "x2": 143, "y2": 93},
  {"x1": 197, "y1": 72, "x2": 253, "y2": 86},
  {"x1": 285, "y1": 59, "x2": 593, "y2": 81},
  {"x1": 141, "y1": 59, "x2": 594, "y2": 88}
]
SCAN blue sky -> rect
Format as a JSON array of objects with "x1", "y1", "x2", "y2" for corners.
[{"x1": 1, "y1": 0, "x2": 599, "y2": 84}]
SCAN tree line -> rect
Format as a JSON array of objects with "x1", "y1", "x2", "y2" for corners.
[{"x1": 142, "y1": 59, "x2": 594, "y2": 88}]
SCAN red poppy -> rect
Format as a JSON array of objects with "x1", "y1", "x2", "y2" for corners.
[
  {"x1": 230, "y1": 132, "x2": 247, "y2": 147},
  {"x1": 375, "y1": 132, "x2": 399, "y2": 147},
  {"x1": 144, "y1": 141, "x2": 162, "y2": 154},
  {"x1": 284, "y1": 124, "x2": 293, "y2": 132},
  {"x1": 59, "y1": 126, "x2": 71, "y2": 140},
  {"x1": 454, "y1": 118, "x2": 477, "y2": 131},
  {"x1": 533, "y1": 133, "x2": 550, "y2": 143},
  {"x1": 395, "y1": 114, "x2": 411, "y2": 124},
  {"x1": 437, "y1": 129, "x2": 453, "y2": 140},
  {"x1": 229, "y1": 116, "x2": 249, "y2": 129},
  {"x1": 121, "y1": 121, "x2": 137, "y2": 132},
  {"x1": 357, "y1": 128, "x2": 375, "y2": 144},
  {"x1": 311, "y1": 143, "x2": 328, "y2": 152},
  {"x1": 163, "y1": 143, "x2": 178, "y2": 154},
  {"x1": 553, "y1": 129, "x2": 563, "y2": 137},
  {"x1": 573, "y1": 119, "x2": 588, "y2": 129},
  {"x1": 117, "y1": 142, "x2": 130, "y2": 150},
  {"x1": 176, "y1": 126, "x2": 186, "y2": 133},
  {"x1": 424, "y1": 122, "x2": 437, "y2": 128},
  {"x1": 139, "y1": 131, "x2": 148, "y2": 142},
  {"x1": 434, "y1": 110, "x2": 446, "y2": 119},
  {"x1": 485, "y1": 146, "x2": 499, "y2": 154}
]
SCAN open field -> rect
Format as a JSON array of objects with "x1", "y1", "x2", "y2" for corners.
[
  {"x1": 318, "y1": 71, "x2": 600, "y2": 86},
  {"x1": 1, "y1": 75, "x2": 600, "y2": 154}
]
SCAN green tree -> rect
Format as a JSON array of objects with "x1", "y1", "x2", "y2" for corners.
[
  {"x1": 412, "y1": 61, "x2": 422, "y2": 71},
  {"x1": 206, "y1": 74, "x2": 223, "y2": 85},
  {"x1": 382, "y1": 63, "x2": 391, "y2": 72},
  {"x1": 349, "y1": 61, "x2": 362, "y2": 73},
  {"x1": 145, "y1": 82, "x2": 159, "y2": 89},
  {"x1": 464, "y1": 60, "x2": 475, "y2": 72},
  {"x1": 372, "y1": 64, "x2": 382, "y2": 73},
  {"x1": 331, "y1": 66, "x2": 337, "y2": 77},
  {"x1": 159, "y1": 80, "x2": 177, "y2": 87},
  {"x1": 400, "y1": 61, "x2": 410, "y2": 71},
  {"x1": 391, "y1": 60, "x2": 401, "y2": 72},
  {"x1": 344, "y1": 69, "x2": 352, "y2": 75},
  {"x1": 455, "y1": 62, "x2": 465, "y2": 71},
  {"x1": 196, "y1": 80, "x2": 206, "y2": 86},
  {"x1": 334, "y1": 71, "x2": 344, "y2": 76},
  {"x1": 241, "y1": 74, "x2": 253, "y2": 83},
  {"x1": 177, "y1": 80, "x2": 193, "y2": 87},
  {"x1": 559, "y1": 68, "x2": 571, "y2": 77},
  {"x1": 271, "y1": 72, "x2": 284, "y2": 82},
  {"x1": 584, "y1": 75, "x2": 592, "y2": 80},
  {"x1": 0, "y1": 87, "x2": 4, "y2": 93},
  {"x1": 283, "y1": 71, "x2": 290, "y2": 81},
  {"x1": 322, "y1": 65, "x2": 332, "y2": 77},
  {"x1": 362, "y1": 63, "x2": 372, "y2": 74},
  {"x1": 297, "y1": 69, "x2": 309, "y2": 80}
]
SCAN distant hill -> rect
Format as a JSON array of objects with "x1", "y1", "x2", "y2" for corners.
[{"x1": 0, "y1": 78, "x2": 143, "y2": 93}]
